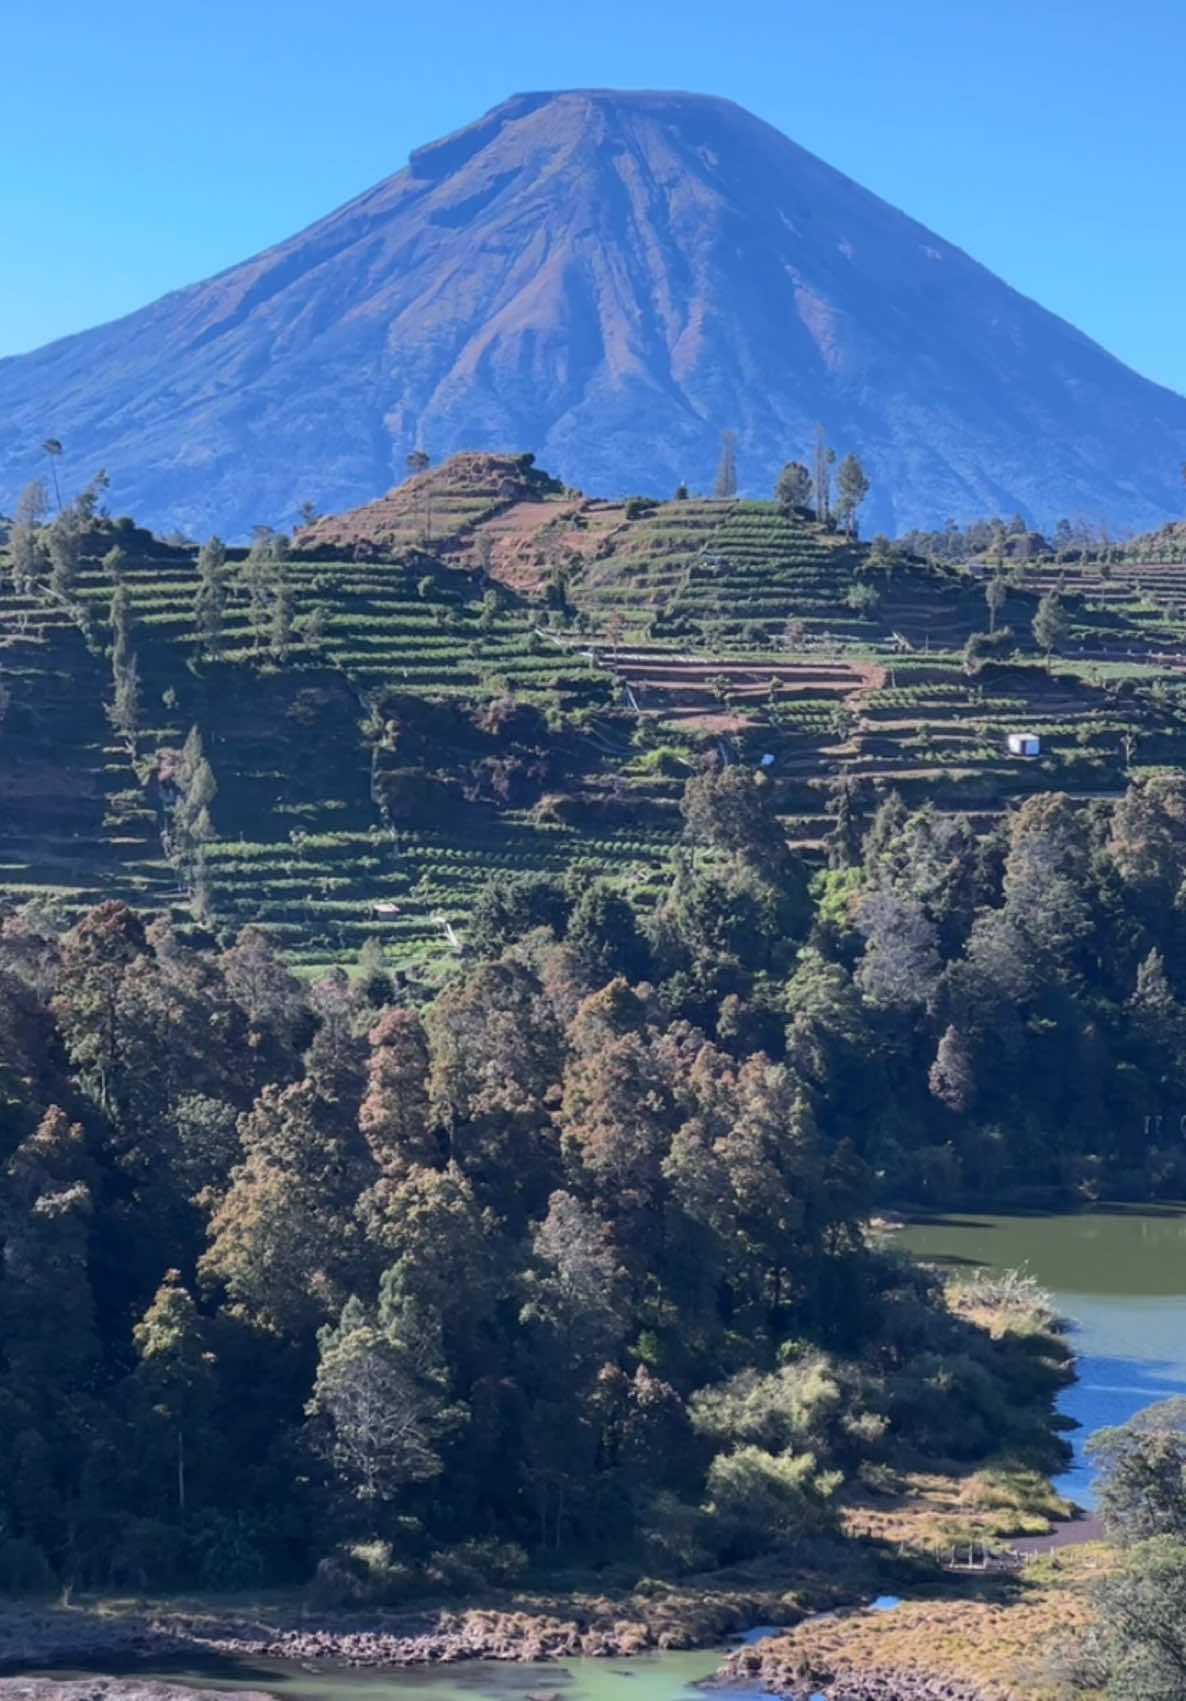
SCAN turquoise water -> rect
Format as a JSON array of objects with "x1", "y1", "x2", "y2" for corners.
[
  {"x1": 897, "y1": 1207, "x2": 1186, "y2": 1505},
  {"x1": 43, "y1": 1651, "x2": 744, "y2": 1701}
]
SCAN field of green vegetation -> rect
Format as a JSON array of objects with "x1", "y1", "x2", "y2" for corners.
[{"x1": 3, "y1": 456, "x2": 1186, "y2": 970}]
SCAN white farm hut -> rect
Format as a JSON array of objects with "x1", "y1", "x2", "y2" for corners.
[{"x1": 1006, "y1": 732, "x2": 1041, "y2": 758}]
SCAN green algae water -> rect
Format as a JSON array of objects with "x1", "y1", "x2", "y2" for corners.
[
  {"x1": 40, "y1": 1650, "x2": 759, "y2": 1701},
  {"x1": 897, "y1": 1206, "x2": 1186, "y2": 1505}
]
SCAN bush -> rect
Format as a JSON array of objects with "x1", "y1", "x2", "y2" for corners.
[
  {"x1": 963, "y1": 626, "x2": 1018, "y2": 673},
  {"x1": 185, "y1": 1509, "x2": 266, "y2": 1590},
  {"x1": 640, "y1": 1491, "x2": 713, "y2": 1574},
  {"x1": 846, "y1": 582, "x2": 881, "y2": 614},
  {"x1": 703, "y1": 1445, "x2": 841, "y2": 1559},
  {"x1": 425, "y1": 1538, "x2": 528, "y2": 1593},
  {"x1": 309, "y1": 1539, "x2": 418, "y2": 1608},
  {"x1": 634, "y1": 746, "x2": 691, "y2": 778},
  {"x1": 958, "y1": 1465, "x2": 1071, "y2": 1527},
  {"x1": 948, "y1": 1265, "x2": 1058, "y2": 1335},
  {"x1": 310, "y1": 1535, "x2": 526, "y2": 1605}
]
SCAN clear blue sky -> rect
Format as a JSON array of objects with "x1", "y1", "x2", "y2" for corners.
[{"x1": 5, "y1": 0, "x2": 1185, "y2": 395}]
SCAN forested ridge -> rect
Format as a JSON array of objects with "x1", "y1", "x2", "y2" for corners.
[{"x1": 9, "y1": 754, "x2": 1185, "y2": 1597}]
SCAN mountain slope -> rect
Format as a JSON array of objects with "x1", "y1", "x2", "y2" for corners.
[{"x1": 2, "y1": 88, "x2": 1186, "y2": 537}]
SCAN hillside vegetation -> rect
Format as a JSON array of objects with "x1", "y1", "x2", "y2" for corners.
[
  {"x1": 9, "y1": 456, "x2": 1186, "y2": 1640},
  {"x1": 4, "y1": 454, "x2": 1186, "y2": 980},
  {"x1": 0, "y1": 796, "x2": 1075, "y2": 1597}
]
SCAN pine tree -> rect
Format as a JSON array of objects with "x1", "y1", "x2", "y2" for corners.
[
  {"x1": 46, "y1": 510, "x2": 81, "y2": 602},
  {"x1": 1033, "y1": 590, "x2": 1070, "y2": 662},
  {"x1": 813, "y1": 425, "x2": 836, "y2": 525},
  {"x1": 827, "y1": 780, "x2": 864, "y2": 869},
  {"x1": 194, "y1": 536, "x2": 229, "y2": 657},
  {"x1": 776, "y1": 461, "x2": 812, "y2": 513},
  {"x1": 101, "y1": 544, "x2": 127, "y2": 583},
  {"x1": 929, "y1": 1024, "x2": 976, "y2": 1112},
  {"x1": 269, "y1": 577, "x2": 294, "y2": 661},
  {"x1": 308, "y1": 1294, "x2": 453, "y2": 1506},
  {"x1": 713, "y1": 430, "x2": 738, "y2": 499},
  {"x1": 108, "y1": 655, "x2": 141, "y2": 751},
  {"x1": 132, "y1": 1271, "x2": 216, "y2": 1514},
  {"x1": 1129, "y1": 948, "x2": 1186, "y2": 1085},
  {"x1": 168, "y1": 727, "x2": 217, "y2": 895},
  {"x1": 201, "y1": 1077, "x2": 372, "y2": 1337},
  {"x1": 356, "y1": 937, "x2": 396, "y2": 1011},
  {"x1": 834, "y1": 455, "x2": 871, "y2": 538},
  {"x1": 241, "y1": 528, "x2": 285, "y2": 651},
  {"x1": 110, "y1": 582, "x2": 133, "y2": 679},
  {"x1": 1, "y1": 1108, "x2": 98, "y2": 1397},
  {"x1": 9, "y1": 481, "x2": 48, "y2": 593}
]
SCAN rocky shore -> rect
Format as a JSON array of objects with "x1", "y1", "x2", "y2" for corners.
[
  {"x1": 718, "y1": 1664, "x2": 987, "y2": 1701},
  {"x1": 0, "y1": 1544, "x2": 1088, "y2": 1701},
  {"x1": 0, "y1": 1684, "x2": 275, "y2": 1701},
  {"x1": 0, "y1": 1591, "x2": 802, "y2": 1672},
  {"x1": 783, "y1": 1678, "x2": 984, "y2": 1701},
  {"x1": 0, "y1": 1674, "x2": 991, "y2": 1701},
  {"x1": 0, "y1": 1647, "x2": 993, "y2": 1701}
]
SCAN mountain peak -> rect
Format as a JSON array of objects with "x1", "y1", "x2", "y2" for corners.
[{"x1": 1, "y1": 91, "x2": 1184, "y2": 538}]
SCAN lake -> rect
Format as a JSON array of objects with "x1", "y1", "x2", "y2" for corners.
[
  {"x1": 39, "y1": 1649, "x2": 754, "y2": 1701},
  {"x1": 897, "y1": 1206, "x2": 1186, "y2": 1504}
]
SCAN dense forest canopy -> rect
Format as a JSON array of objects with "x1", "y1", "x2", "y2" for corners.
[{"x1": 5, "y1": 758, "x2": 1182, "y2": 1595}]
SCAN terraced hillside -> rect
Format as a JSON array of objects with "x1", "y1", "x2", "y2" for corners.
[
  {"x1": 0, "y1": 496, "x2": 690, "y2": 971},
  {"x1": 0, "y1": 609, "x2": 176, "y2": 916},
  {"x1": 6, "y1": 455, "x2": 1186, "y2": 970}
]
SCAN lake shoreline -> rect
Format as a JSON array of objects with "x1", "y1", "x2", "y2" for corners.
[
  {"x1": 0, "y1": 1622, "x2": 998, "y2": 1701},
  {"x1": 0, "y1": 1254, "x2": 1087, "y2": 1701},
  {"x1": 0, "y1": 1664, "x2": 995, "y2": 1701},
  {"x1": 0, "y1": 1594, "x2": 809, "y2": 1673},
  {"x1": 0, "y1": 1671, "x2": 993, "y2": 1701}
]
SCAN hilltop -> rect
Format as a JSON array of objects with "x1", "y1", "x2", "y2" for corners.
[{"x1": 3, "y1": 89, "x2": 1186, "y2": 535}]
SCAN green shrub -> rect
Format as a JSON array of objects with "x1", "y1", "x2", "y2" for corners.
[
  {"x1": 185, "y1": 1509, "x2": 266, "y2": 1589},
  {"x1": 425, "y1": 1538, "x2": 528, "y2": 1593},
  {"x1": 703, "y1": 1445, "x2": 841, "y2": 1559},
  {"x1": 640, "y1": 1492, "x2": 714, "y2": 1574},
  {"x1": 309, "y1": 1539, "x2": 418, "y2": 1607}
]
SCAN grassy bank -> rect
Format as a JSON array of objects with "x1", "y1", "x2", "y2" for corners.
[{"x1": 724, "y1": 1546, "x2": 1109, "y2": 1701}]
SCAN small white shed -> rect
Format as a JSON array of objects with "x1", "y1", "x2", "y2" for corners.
[{"x1": 1007, "y1": 732, "x2": 1041, "y2": 758}]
